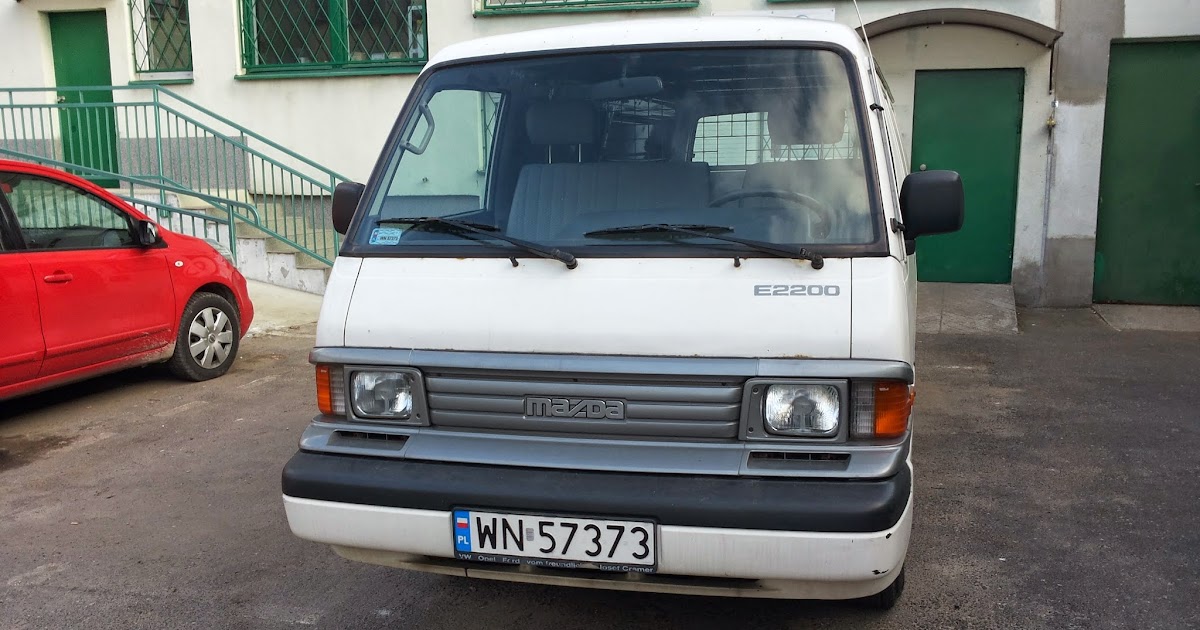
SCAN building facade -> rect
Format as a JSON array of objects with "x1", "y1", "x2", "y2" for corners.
[{"x1": 1, "y1": 0, "x2": 1197, "y2": 306}]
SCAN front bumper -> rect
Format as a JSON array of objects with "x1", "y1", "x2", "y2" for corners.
[{"x1": 282, "y1": 451, "x2": 912, "y2": 599}]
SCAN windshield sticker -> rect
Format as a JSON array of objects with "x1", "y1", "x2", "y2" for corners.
[{"x1": 369, "y1": 227, "x2": 404, "y2": 246}]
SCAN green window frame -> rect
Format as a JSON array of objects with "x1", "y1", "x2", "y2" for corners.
[
  {"x1": 238, "y1": 0, "x2": 427, "y2": 76},
  {"x1": 475, "y1": 0, "x2": 698, "y2": 17},
  {"x1": 129, "y1": 0, "x2": 194, "y2": 74}
]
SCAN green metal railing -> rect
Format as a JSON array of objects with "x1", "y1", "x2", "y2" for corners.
[
  {"x1": 476, "y1": 0, "x2": 697, "y2": 16},
  {"x1": 0, "y1": 85, "x2": 346, "y2": 264}
]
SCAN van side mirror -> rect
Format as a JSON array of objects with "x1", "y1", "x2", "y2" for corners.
[
  {"x1": 332, "y1": 182, "x2": 366, "y2": 235},
  {"x1": 899, "y1": 171, "x2": 964, "y2": 250},
  {"x1": 136, "y1": 220, "x2": 162, "y2": 247}
]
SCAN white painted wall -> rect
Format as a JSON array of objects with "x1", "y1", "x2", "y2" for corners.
[
  {"x1": 2, "y1": 0, "x2": 1196, "y2": 303},
  {"x1": 872, "y1": 24, "x2": 1054, "y2": 279},
  {"x1": 0, "y1": 0, "x2": 128, "y2": 91},
  {"x1": 1124, "y1": 0, "x2": 1200, "y2": 38},
  {"x1": 0, "y1": 0, "x2": 1061, "y2": 182}
]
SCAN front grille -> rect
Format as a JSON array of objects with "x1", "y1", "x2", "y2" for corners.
[{"x1": 423, "y1": 370, "x2": 745, "y2": 439}]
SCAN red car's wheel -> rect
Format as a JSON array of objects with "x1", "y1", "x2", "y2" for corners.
[{"x1": 167, "y1": 292, "x2": 240, "y2": 382}]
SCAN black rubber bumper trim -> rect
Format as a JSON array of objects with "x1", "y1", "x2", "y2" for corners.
[{"x1": 282, "y1": 451, "x2": 911, "y2": 533}]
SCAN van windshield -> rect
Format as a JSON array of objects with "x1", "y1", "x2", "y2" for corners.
[{"x1": 352, "y1": 47, "x2": 881, "y2": 258}]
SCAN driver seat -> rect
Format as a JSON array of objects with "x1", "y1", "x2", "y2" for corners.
[
  {"x1": 742, "y1": 103, "x2": 863, "y2": 198},
  {"x1": 741, "y1": 104, "x2": 868, "y2": 240}
]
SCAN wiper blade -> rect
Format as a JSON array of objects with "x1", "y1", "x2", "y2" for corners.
[
  {"x1": 376, "y1": 216, "x2": 577, "y2": 269},
  {"x1": 377, "y1": 216, "x2": 500, "y2": 231},
  {"x1": 584, "y1": 223, "x2": 824, "y2": 269},
  {"x1": 585, "y1": 223, "x2": 733, "y2": 237}
]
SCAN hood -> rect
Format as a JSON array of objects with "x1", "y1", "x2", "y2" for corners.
[{"x1": 335, "y1": 257, "x2": 852, "y2": 358}]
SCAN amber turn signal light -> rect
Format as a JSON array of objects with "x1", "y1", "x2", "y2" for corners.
[
  {"x1": 873, "y1": 381, "x2": 914, "y2": 438},
  {"x1": 315, "y1": 365, "x2": 334, "y2": 415}
]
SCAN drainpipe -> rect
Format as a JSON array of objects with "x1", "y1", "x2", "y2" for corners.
[{"x1": 1040, "y1": 98, "x2": 1058, "y2": 306}]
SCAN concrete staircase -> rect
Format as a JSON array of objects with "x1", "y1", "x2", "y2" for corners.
[
  {"x1": 234, "y1": 223, "x2": 332, "y2": 294},
  {"x1": 131, "y1": 188, "x2": 335, "y2": 295}
]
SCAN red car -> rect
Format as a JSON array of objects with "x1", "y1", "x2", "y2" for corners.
[{"x1": 0, "y1": 160, "x2": 254, "y2": 402}]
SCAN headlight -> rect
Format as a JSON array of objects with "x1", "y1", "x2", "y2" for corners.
[
  {"x1": 763, "y1": 384, "x2": 840, "y2": 436},
  {"x1": 351, "y1": 371, "x2": 414, "y2": 419},
  {"x1": 204, "y1": 238, "x2": 235, "y2": 265}
]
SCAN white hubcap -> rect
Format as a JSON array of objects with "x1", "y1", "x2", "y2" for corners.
[{"x1": 188, "y1": 307, "x2": 233, "y2": 369}]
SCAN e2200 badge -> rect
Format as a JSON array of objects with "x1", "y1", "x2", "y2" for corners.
[{"x1": 753, "y1": 285, "x2": 842, "y2": 296}]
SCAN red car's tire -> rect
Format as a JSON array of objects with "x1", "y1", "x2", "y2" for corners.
[{"x1": 167, "y1": 292, "x2": 241, "y2": 382}]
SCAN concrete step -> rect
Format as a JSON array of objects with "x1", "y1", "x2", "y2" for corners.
[
  {"x1": 266, "y1": 240, "x2": 331, "y2": 269},
  {"x1": 266, "y1": 251, "x2": 329, "y2": 295},
  {"x1": 917, "y1": 283, "x2": 1018, "y2": 335},
  {"x1": 296, "y1": 260, "x2": 333, "y2": 287},
  {"x1": 235, "y1": 235, "x2": 328, "y2": 295}
]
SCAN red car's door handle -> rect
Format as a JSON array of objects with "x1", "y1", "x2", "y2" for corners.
[{"x1": 43, "y1": 272, "x2": 74, "y2": 284}]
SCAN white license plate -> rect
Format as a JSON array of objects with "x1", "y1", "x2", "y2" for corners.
[{"x1": 452, "y1": 509, "x2": 657, "y2": 573}]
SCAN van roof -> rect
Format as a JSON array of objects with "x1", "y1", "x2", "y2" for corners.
[{"x1": 428, "y1": 17, "x2": 869, "y2": 68}]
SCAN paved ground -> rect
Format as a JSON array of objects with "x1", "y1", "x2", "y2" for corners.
[
  {"x1": 244, "y1": 280, "x2": 325, "y2": 336},
  {"x1": 1094, "y1": 303, "x2": 1200, "y2": 333},
  {"x1": 2, "y1": 311, "x2": 1198, "y2": 629},
  {"x1": 917, "y1": 283, "x2": 1019, "y2": 335}
]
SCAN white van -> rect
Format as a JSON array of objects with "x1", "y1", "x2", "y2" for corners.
[{"x1": 282, "y1": 17, "x2": 963, "y2": 608}]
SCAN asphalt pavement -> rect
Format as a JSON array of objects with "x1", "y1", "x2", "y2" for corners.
[{"x1": 1, "y1": 310, "x2": 1198, "y2": 629}]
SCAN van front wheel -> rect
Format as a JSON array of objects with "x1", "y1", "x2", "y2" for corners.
[{"x1": 859, "y1": 566, "x2": 905, "y2": 610}]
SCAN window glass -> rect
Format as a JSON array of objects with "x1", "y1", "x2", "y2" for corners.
[
  {"x1": 355, "y1": 48, "x2": 878, "y2": 255},
  {"x1": 600, "y1": 99, "x2": 675, "y2": 161},
  {"x1": 379, "y1": 89, "x2": 502, "y2": 218},
  {"x1": 0, "y1": 181, "x2": 13, "y2": 251},
  {"x1": 693, "y1": 111, "x2": 861, "y2": 166},
  {"x1": 1, "y1": 174, "x2": 136, "y2": 250},
  {"x1": 130, "y1": 0, "x2": 193, "y2": 74},
  {"x1": 242, "y1": 0, "x2": 427, "y2": 72}
]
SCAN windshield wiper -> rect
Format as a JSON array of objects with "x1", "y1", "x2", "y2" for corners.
[
  {"x1": 377, "y1": 216, "x2": 577, "y2": 269},
  {"x1": 584, "y1": 223, "x2": 824, "y2": 269}
]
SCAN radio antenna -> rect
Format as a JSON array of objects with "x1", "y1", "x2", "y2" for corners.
[
  {"x1": 850, "y1": 0, "x2": 875, "y2": 64},
  {"x1": 849, "y1": 0, "x2": 884, "y2": 107}
]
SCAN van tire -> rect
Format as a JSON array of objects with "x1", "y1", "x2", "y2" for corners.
[
  {"x1": 859, "y1": 566, "x2": 905, "y2": 610},
  {"x1": 167, "y1": 292, "x2": 240, "y2": 382}
]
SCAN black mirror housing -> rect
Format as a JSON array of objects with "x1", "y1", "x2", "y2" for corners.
[
  {"x1": 136, "y1": 220, "x2": 162, "y2": 247},
  {"x1": 900, "y1": 170, "x2": 964, "y2": 240},
  {"x1": 332, "y1": 182, "x2": 365, "y2": 235}
]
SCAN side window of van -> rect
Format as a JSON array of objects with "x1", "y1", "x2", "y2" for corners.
[{"x1": 384, "y1": 89, "x2": 502, "y2": 218}]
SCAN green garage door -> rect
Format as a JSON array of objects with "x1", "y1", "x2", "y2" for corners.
[
  {"x1": 911, "y1": 69, "x2": 1024, "y2": 283},
  {"x1": 1094, "y1": 41, "x2": 1200, "y2": 305}
]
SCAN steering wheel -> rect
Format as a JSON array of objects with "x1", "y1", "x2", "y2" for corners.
[{"x1": 709, "y1": 189, "x2": 835, "y2": 239}]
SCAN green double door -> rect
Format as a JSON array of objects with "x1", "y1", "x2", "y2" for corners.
[
  {"x1": 48, "y1": 11, "x2": 119, "y2": 184},
  {"x1": 911, "y1": 69, "x2": 1025, "y2": 283},
  {"x1": 1094, "y1": 41, "x2": 1200, "y2": 305}
]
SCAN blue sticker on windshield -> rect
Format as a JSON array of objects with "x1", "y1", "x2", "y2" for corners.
[{"x1": 369, "y1": 227, "x2": 403, "y2": 245}]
